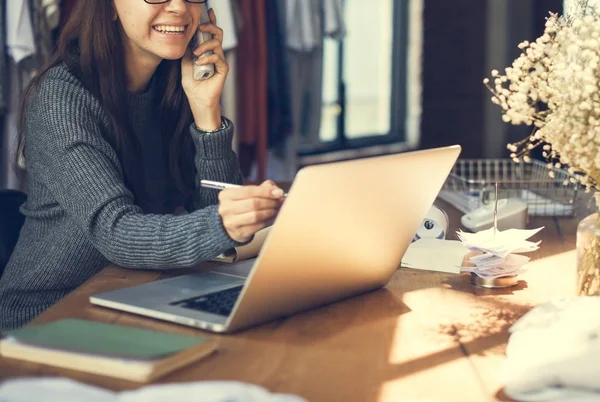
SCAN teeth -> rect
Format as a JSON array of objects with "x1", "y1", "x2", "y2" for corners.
[{"x1": 154, "y1": 25, "x2": 185, "y2": 33}]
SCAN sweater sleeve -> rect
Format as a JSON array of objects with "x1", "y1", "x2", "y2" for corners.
[
  {"x1": 24, "y1": 74, "x2": 241, "y2": 269},
  {"x1": 189, "y1": 118, "x2": 245, "y2": 210}
]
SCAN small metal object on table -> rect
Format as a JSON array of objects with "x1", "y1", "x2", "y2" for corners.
[{"x1": 468, "y1": 273, "x2": 519, "y2": 288}]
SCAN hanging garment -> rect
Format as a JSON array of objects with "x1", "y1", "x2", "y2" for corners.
[
  {"x1": 0, "y1": 59, "x2": 35, "y2": 191},
  {"x1": 2, "y1": 1, "x2": 38, "y2": 190},
  {"x1": 323, "y1": 0, "x2": 346, "y2": 40},
  {"x1": 236, "y1": 0, "x2": 268, "y2": 181},
  {"x1": 41, "y1": 0, "x2": 60, "y2": 28},
  {"x1": 30, "y1": 0, "x2": 60, "y2": 64},
  {"x1": 209, "y1": 0, "x2": 240, "y2": 153},
  {"x1": 0, "y1": 1, "x2": 7, "y2": 114},
  {"x1": 285, "y1": 0, "x2": 346, "y2": 51},
  {"x1": 285, "y1": 0, "x2": 321, "y2": 52},
  {"x1": 266, "y1": 0, "x2": 292, "y2": 149},
  {"x1": 30, "y1": 0, "x2": 61, "y2": 65},
  {"x1": 288, "y1": 48, "x2": 323, "y2": 147},
  {"x1": 284, "y1": 0, "x2": 346, "y2": 149},
  {"x1": 208, "y1": 0, "x2": 238, "y2": 51},
  {"x1": 6, "y1": 0, "x2": 36, "y2": 64}
]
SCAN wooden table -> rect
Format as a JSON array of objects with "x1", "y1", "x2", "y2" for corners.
[{"x1": 0, "y1": 199, "x2": 585, "y2": 402}]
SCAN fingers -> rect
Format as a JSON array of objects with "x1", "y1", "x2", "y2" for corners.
[
  {"x1": 197, "y1": 10, "x2": 223, "y2": 43},
  {"x1": 216, "y1": 180, "x2": 284, "y2": 243},
  {"x1": 219, "y1": 180, "x2": 285, "y2": 201},
  {"x1": 191, "y1": 50, "x2": 228, "y2": 78},
  {"x1": 192, "y1": 10, "x2": 226, "y2": 75},
  {"x1": 208, "y1": 7, "x2": 217, "y2": 25},
  {"x1": 224, "y1": 218, "x2": 276, "y2": 244},
  {"x1": 219, "y1": 197, "x2": 282, "y2": 216},
  {"x1": 220, "y1": 203, "x2": 279, "y2": 243},
  {"x1": 198, "y1": 24, "x2": 223, "y2": 43},
  {"x1": 194, "y1": 9, "x2": 223, "y2": 56},
  {"x1": 222, "y1": 208, "x2": 279, "y2": 230},
  {"x1": 194, "y1": 53, "x2": 228, "y2": 76},
  {"x1": 193, "y1": 38, "x2": 223, "y2": 57}
]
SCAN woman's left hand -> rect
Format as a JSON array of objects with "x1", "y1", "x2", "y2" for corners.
[{"x1": 181, "y1": 8, "x2": 228, "y2": 130}]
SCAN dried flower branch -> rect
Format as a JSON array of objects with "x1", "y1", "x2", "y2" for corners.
[{"x1": 484, "y1": 4, "x2": 600, "y2": 193}]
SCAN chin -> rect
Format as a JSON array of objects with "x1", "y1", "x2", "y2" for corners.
[{"x1": 159, "y1": 48, "x2": 188, "y2": 61}]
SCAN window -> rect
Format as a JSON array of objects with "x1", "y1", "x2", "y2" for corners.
[{"x1": 301, "y1": 0, "x2": 410, "y2": 156}]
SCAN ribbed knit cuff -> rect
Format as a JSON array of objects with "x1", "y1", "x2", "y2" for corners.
[
  {"x1": 190, "y1": 117, "x2": 235, "y2": 160},
  {"x1": 202, "y1": 204, "x2": 253, "y2": 251}
]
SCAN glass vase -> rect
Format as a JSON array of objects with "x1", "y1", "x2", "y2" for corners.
[{"x1": 576, "y1": 211, "x2": 600, "y2": 296}]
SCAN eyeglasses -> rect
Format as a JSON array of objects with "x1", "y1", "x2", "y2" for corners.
[{"x1": 144, "y1": 0, "x2": 207, "y2": 4}]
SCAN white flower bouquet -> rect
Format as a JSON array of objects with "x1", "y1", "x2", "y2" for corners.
[
  {"x1": 484, "y1": 0, "x2": 600, "y2": 295},
  {"x1": 485, "y1": 1, "x2": 600, "y2": 191}
]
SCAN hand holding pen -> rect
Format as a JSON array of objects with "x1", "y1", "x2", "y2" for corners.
[{"x1": 202, "y1": 180, "x2": 285, "y2": 243}]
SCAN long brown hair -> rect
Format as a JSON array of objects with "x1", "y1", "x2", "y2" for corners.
[{"x1": 17, "y1": 0, "x2": 195, "y2": 202}]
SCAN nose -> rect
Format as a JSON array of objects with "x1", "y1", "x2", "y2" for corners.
[{"x1": 164, "y1": 0, "x2": 187, "y2": 13}]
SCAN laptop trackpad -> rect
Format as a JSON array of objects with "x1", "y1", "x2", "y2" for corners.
[
  {"x1": 211, "y1": 258, "x2": 256, "y2": 279},
  {"x1": 161, "y1": 271, "x2": 244, "y2": 293}
]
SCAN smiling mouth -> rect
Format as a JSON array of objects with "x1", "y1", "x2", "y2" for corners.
[{"x1": 152, "y1": 25, "x2": 188, "y2": 35}]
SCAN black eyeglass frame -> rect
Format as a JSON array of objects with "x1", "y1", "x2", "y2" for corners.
[{"x1": 143, "y1": 0, "x2": 207, "y2": 4}]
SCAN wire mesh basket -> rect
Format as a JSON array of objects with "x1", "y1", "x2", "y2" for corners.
[{"x1": 438, "y1": 159, "x2": 580, "y2": 217}]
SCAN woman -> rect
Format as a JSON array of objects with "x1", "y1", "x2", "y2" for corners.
[{"x1": 0, "y1": 0, "x2": 284, "y2": 330}]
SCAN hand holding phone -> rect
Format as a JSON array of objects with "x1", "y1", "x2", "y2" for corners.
[{"x1": 191, "y1": 6, "x2": 215, "y2": 81}]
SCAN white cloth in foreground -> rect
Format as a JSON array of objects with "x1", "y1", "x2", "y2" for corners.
[
  {"x1": 502, "y1": 297, "x2": 600, "y2": 401},
  {"x1": 0, "y1": 378, "x2": 307, "y2": 402}
]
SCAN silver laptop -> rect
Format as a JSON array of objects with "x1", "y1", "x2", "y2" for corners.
[{"x1": 90, "y1": 145, "x2": 461, "y2": 333}]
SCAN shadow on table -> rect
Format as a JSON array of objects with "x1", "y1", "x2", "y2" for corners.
[{"x1": 385, "y1": 296, "x2": 534, "y2": 385}]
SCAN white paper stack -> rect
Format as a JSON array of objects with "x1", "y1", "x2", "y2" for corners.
[{"x1": 455, "y1": 227, "x2": 544, "y2": 279}]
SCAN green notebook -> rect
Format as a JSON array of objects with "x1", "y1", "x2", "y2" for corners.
[
  {"x1": 0, "y1": 319, "x2": 218, "y2": 382},
  {"x1": 4, "y1": 318, "x2": 210, "y2": 359}
]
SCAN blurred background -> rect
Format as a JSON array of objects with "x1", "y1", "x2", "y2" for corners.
[{"x1": 0, "y1": 0, "x2": 565, "y2": 190}]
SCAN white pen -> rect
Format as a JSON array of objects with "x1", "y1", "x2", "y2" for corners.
[
  {"x1": 200, "y1": 180, "x2": 288, "y2": 197},
  {"x1": 200, "y1": 179, "x2": 242, "y2": 191}
]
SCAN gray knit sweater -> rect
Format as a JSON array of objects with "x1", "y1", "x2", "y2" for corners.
[{"x1": 0, "y1": 64, "x2": 245, "y2": 330}]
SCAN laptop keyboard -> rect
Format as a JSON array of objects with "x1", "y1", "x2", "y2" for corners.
[{"x1": 170, "y1": 285, "x2": 243, "y2": 317}]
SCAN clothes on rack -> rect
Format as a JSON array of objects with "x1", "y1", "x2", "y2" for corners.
[
  {"x1": 285, "y1": 0, "x2": 345, "y2": 51},
  {"x1": 323, "y1": 0, "x2": 346, "y2": 40},
  {"x1": 0, "y1": 0, "x2": 348, "y2": 187},
  {"x1": 209, "y1": 0, "x2": 238, "y2": 51},
  {"x1": 209, "y1": 0, "x2": 240, "y2": 153},
  {"x1": 41, "y1": 0, "x2": 60, "y2": 29},
  {"x1": 2, "y1": 0, "x2": 41, "y2": 190},
  {"x1": 284, "y1": 0, "x2": 345, "y2": 152},
  {"x1": 6, "y1": 1, "x2": 36, "y2": 64},
  {"x1": 285, "y1": 0, "x2": 321, "y2": 52},
  {"x1": 239, "y1": 0, "x2": 346, "y2": 181},
  {"x1": 236, "y1": 0, "x2": 268, "y2": 181},
  {"x1": 288, "y1": 49, "x2": 323, "y2": 148},
  {"x1": 1, "y1": 59, "x2": 35, "y2": 191},
  {"x1": 0, "y1": 1, "x2": 6, "y2": 114},
  {"x1": 30, "y1": 0, "x2": 61, "y2": 65},
  {"x1": 266, "y1": 0, "x2": 292, "y2": 150}
]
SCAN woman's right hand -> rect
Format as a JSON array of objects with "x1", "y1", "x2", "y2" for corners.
[{"x1": 218, "y1": 180, "x2": 285, "y2": 243}]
